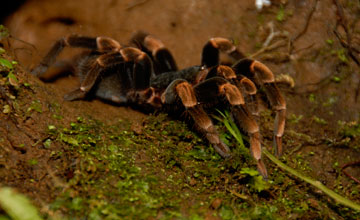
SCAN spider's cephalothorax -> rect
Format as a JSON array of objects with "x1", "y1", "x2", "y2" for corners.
[{"x1": 31, "y1": 31, "x2": 286, "y2": 179}]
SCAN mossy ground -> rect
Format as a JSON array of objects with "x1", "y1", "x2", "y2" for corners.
[{"x1": 1, "y1": 47, "x2": 360, "y2": 219}]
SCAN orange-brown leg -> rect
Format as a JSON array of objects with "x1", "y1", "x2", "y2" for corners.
[
  {"x1": 130, "y1": 31, "x2": 178, "y2": 73},
  {"x1": 161, "y1": 79, "x2": 231, "y2": 158},
  {"x1": 207, "y1": 65, "x2": 260, "y2": 116},
  {"x1": 31, "y1": 35, "x2": 122, "y2": 77},
  {"x1": 194, "y1": 77, "x2": 268, "y2": 179},
  {"x1": 201, "y1": 38, "x2": 245, "y2": 67},
  {"x1": 233, "y1": 59, "x2": 286, "y2": 157}
]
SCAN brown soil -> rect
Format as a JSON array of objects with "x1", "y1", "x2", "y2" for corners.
[{"x1": 1, "y1": 0, "x2": 360, "y2": 218}]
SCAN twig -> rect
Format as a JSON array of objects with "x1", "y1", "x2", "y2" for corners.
[
  {"x1": 289, "y1": 0, "x2": 319, "y2": 53},
  {"x1": 250, "y1": 40, "x2": 287, "y2": 59},
  {"x1": 292, "y1": 43, "x2": 315, "y2": 54},
  {"x1": 226, "y1": 188, "x2": 249, "y2": 200},
  {"x1": 333, "y1": 0, "x2": 350, "y2": 43},
  {"x1": 226, "y1": 188, "x2": 257, "y2": 206},
  {"x1": 291, "y1": 72, "x2": 335, "y2": 94},
  {"x1": 290, "y1": 58, "x2": 355, "y2": 94},
  {"x1": 9, "y1": 35, "x2": 37, "y2": 51},
  {"x1": 263, "y1": 22, "x2": 282, "y2": 47},
  {"x1": 249, "y1": 21, "x2": 289, "y2": 59},
  {"x1": 333, "y1": 0, "x2": 360, "y2": 100},
  {"x1": 288, "y1": 144, "x2": 303, "y2": 155},
  {"x1": 263, "y1": 149, "x2": 360, "y2": 211},
  {"x1": 126, "y1": 0, "x2": 149, "y2": 11},
  {"x1": 341, "y1": 161, "x2": 360, "y2": 184},
  {"x1": 251, "y1": 0, "x2": 318, "y2": 60},
  {"x1": 333, "y1": 29, "x2": 360, "y2": 66},
  {"x1": 226, "y1": 188, "x2": 257, "y2": 207},
  {"x1": 2, "y1": 34, "x2": 37, "y2": 63}
]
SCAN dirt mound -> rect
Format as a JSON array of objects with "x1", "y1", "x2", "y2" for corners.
[{"x1": 1, "y1": 0, "x2": 360, "y2": 219}]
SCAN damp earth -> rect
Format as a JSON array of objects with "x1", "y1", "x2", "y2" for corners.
[{"x1": 1, "y1": 0, "x2": 360, "y2": 219}]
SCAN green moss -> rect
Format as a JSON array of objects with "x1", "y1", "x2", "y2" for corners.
[
  {"x1": 22, "y1": 108, "x2": 359, "y2": 219},
  {"x1": 313, "y1": 116, "x2": 327, "y2": 125},
  {"x1": 28, "y1": 159, "x2": 38, "y2": 166},
  {"x1": 339, "y1": 121, "x2": 360, "y2": 138},
  {"x1": 41, "y1": 113, "x2": 277, "y2": 219}
]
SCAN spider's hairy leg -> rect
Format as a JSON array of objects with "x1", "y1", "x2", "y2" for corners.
[
  {"x1": 162, "y1": 79, "x2": 231, "y2": 158},
  {"x1": 64, "y1": 48, "x2": 153, "y2": 101},
  {"x1": 194, "y1": 77, "x2": 268, "y2": 179},
  {"x1": 235, "y1": 75, "x2": 260, "y2": 115},
  {"x1": 63, "y1": 52, "x2": 122, "y2": 101},
  {"x1": 130, "y1": 31, "x2": 177, "y2": 73},
  {"x1": 211, "y1": 66, "x2": 257, "y2": 95},
  {"x1": 201, "y1": 38, "x2": 245, "y2": 67},
  {"x1": 206, "y1": 65, "x2": 259, "y2": 117},
  {"x1": 233, "y1": 59, "x2": 286, "y2": 157},
  {"x1": 120, "y1": 47, "x2": 154, "y2": 90},
  {"x1": 31, "y1": 35, "x2": 122, "y2": 77},
  {"x1": 232, "y1": 106, "x2": 268, "y2": 179},
  {"x1": 212, "y1": 65, "x2": 260, "y2": 116}
]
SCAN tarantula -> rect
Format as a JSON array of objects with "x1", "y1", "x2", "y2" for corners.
[{"x1": 31, "y1": 31, "x2": 286, "y2": 179}]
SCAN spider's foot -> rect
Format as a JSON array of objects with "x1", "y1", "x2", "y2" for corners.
[
  {"x1": 64, "y1": 88, "x2": 86, "y2": 101},
  {"x1": 31, "y1": 63, "x2": 48, "y2": 77},
  {"x1": 256, "y1": 159, "x2": 268, "y2": 180},
  {"x1": 206, "y1": 134, "x2": 231, "y2": 158},
  {"x1": 274, "y1": 136, "x2": 282, "y2": 157},
  {"x1": 273, "y1": 108, "x2": 286, "y2": 157}
]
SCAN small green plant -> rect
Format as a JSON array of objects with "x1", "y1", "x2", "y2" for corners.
[
  {"x1": 219, "y1": 110, "x2": 360, "y2": 212},
  {"x1": 0, "y1": 55, "x2": 19, "y2": 87},
  {"x1": 276, "y1": 5, "x2": 285, "y2": 22},
  {"x1": 326, "y1": 39, "x2": 334, "y2": 45},
  {"x1": 0, "y1": 25, "x2": 10, "y2": 39},
  {"x1": 337, "y1": 49, "x2": 348, "y2": 63},
  {"x1": 240, "y1": 168, "x2": 269, "y2": 192},
  {"x1": 331, "y1": 76, "x2": 341, "y2": 83},
  {"x1": 214, "y1": 110, "x2": 250, "y2": 159},
  {"x1": 308, "y1": 93, "x2": 316, "y2": 103},
  {"x1": 288, "y1": 114, "x2": 303, "y2": 124},
  {"x1": 0, "y1": 58, "x2": 13, "y2": 69}
]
